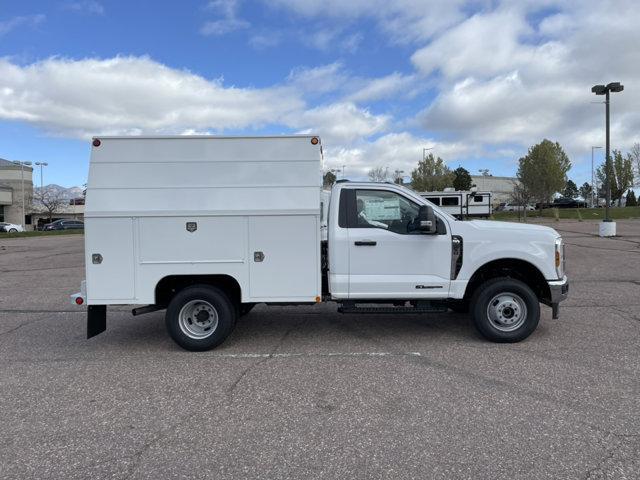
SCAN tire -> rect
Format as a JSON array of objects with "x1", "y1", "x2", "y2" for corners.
[
  {"x1": 165, "y1": 285, "x2": 237, "y2": 351},
  {"x1": 470, "y1": 277, "x2": 540, "y2": 343},
  {"x1": 9, "y1": 228, "x2": 17, "y2": 233}
]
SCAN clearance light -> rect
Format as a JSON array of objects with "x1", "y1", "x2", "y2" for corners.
[
  {"x1": 92, "y1": 139, "x2": 101, "y2": 147},
  {"x1": 311, "y1": 137, "x2": 319, "y2": 145},
  {"x1": 75, "y1": 296, "x2": 84, "y2": 305},
  {"x1": 315, "y1": 296, "x2": 321, "y2": 303}
]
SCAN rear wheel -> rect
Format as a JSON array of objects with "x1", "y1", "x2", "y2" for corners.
[
  {"x1": 165, "y1": 285, "x2": 236, "y2": 351},
  {"x1": 9, "y1": 228, "x2": 17, "y2": 233},
  {"x1": 471, "y1": 278, "x2": 539, "y2": 342}
]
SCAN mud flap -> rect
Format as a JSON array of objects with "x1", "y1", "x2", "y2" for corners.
[
  {"x1": 552, "y1": 303, "x2": 559, "y2": 320},
  {"x1": 87, "y1": 305, "x2": 107, "y2": 338}
]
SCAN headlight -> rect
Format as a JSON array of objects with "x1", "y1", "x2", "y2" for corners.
[{"x1": 555, "y1": 237, "x2": 565, "y2": 278}]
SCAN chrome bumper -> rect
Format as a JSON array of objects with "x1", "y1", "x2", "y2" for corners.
[{"x1": 547, "y1": 276, "x2": 569, "y2": 319}]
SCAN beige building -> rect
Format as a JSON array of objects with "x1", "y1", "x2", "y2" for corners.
[
  {"x1": 0, "y1": 158, "x2": 34, "y2": 226},
  {"x1": 471, "y1": 175, "x2": 518, "y2": 206}
]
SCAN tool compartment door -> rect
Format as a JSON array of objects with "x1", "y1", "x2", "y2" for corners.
[{"x1": 248, "y1": 215, "x2": 319, "y2": 300}]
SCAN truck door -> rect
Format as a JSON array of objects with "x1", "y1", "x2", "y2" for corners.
[{"x1": 344, "y1": 188, "x2": 452, "y2": 299}]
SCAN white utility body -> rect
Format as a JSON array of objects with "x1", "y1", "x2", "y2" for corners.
[{"x1": 74, "y1": 136, "x2": 568, "y2": 350}]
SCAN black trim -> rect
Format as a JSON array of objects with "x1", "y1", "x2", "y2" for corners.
[
  {"x1": 354, "y1": 240, "x2": 377, "y2": 246},
  {"x1": 338, "y1": 188, "x2": 352, "y2": 228}
]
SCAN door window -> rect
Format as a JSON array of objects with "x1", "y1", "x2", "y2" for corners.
[{"x1": 354, "y1": 190, "x2": 420, "y2": 234}]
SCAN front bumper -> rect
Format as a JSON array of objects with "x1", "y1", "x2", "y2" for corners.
[{"x1": 547, "y1": 276, "x2": 569, "y2": 319}]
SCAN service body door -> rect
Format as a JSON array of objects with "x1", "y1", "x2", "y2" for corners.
[{"x1": 345, "y1": 188, "x2": 452, "y2": 299}]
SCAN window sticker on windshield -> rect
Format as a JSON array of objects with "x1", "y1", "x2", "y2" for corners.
[{"x1": 365, "y1": 198, "x2": 400, "y2": 221}]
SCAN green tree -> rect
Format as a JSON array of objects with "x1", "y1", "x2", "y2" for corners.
[
  {"x1": 562, "y1": 179, "x2": 579, "y2": 199},
  {"x1": 596, "y1": 150, "x2": 634, "y2": 206},
  {"x1": 517, "y1": 139, "x2": 571, "y2": 203},
  {"x1": 625, "y1": 190, "x2": 637, "y2": 206},
  {"x1": 410, "y1": 153, "x2": 453, "y2": 191},
  {"x1": 452, "y1": 167, "x2": 472, "y2": 191},
  {"x1": 578, "y1": 182, "x2": 592, "y2": 202},
  {"x1": 323, "y1": 170, "x2": 337, "y2": 188}
]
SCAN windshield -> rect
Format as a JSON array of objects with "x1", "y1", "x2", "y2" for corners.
[{"x1": 395, "y1": 184, "x2": 458, "y2": 222}]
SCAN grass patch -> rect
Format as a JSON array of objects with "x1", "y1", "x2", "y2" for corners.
[
  {"x1": 0, "y1": 229, "x2": 84, "y2": 239},
  {"x1": 492, "y1": 206, "x2": 640, "y2": 222}
]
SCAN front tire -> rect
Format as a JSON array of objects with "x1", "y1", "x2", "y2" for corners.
[
  {"x1": 9, "y1": 228, "x2": 17, "y2": 233},
  {"x1": 165, "y1": 285, "x2": 236, "y2": 351},
  {"x1": 471, "y1": 278, "x2": 539, "y2": 342}
]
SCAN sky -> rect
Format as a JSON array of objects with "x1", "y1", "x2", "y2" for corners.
[{"x1": 1, "y1": 0, "x2": 639, "y2": 188}]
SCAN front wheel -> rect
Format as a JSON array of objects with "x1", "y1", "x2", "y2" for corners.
[
  {"x1": 471, "y1": 278, "x2": 539, "y2": 342},
  {"x1": 9, "y1": 228, "x2": 17, "y2": 233},
  {"x1": 165, "y1": 285, "x2": 237, "y2": 351}
]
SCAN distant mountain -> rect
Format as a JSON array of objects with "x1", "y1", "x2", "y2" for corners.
[{"x1": 35, "y1": 184, "x2": 84, "y2": 200}]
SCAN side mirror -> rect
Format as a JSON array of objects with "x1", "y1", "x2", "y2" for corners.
[{"x1": 417, "y1": 205, "x2": 437, "y2": 234}]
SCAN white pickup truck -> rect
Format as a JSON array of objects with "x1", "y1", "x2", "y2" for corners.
[{"x1": 72, "y1": 135, "x2": 568, "y2": 351}]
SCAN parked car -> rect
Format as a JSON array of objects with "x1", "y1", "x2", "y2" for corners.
[
  {"x1": 502, "y1": 203, "x2": 535, "y2": 212},
  {"x1": 43, "y1": 219, "x2": 84, "y2": 231},
  {"x1": 0, "y1": 222, "x2": 24, "y2": 233},
  {"x1": 537, "y1": 198, "x2": 587, "y2": 209}
]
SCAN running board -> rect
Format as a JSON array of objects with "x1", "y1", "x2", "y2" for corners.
[{"x1": 338, "y1": 302, "x2": 448, "y2": 314}]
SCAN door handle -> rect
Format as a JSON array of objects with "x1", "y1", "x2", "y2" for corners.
[{"x1": 354, "y1": 240, "x2": 377, "y2": 246}]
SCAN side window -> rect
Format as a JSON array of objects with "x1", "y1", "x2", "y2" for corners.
[
  {"x1": 353, "y1": 190, "x2": 420, "y2": 235},
  {"x1": 442, "y1": 197, "x2": 459, "y2": 206},
  {"x1": 425, "y1": 196, "x2": 441, "y2": 206}
]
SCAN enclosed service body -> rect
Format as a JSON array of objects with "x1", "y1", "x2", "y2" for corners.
[{"x1": 83, "y1": 136, "x2": 322, "y2": 306}]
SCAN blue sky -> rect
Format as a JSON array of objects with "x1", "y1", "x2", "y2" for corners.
[{"x1": 1, "y1": 0, "x2": 638, "y2": 188}]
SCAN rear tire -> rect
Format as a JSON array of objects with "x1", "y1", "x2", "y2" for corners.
[
  {"x1": 165, "y1": 285, "x2": 236, "y2": 351},
  {"x1": 471, "y1": 277, "x2": 539, "y2": 343}
]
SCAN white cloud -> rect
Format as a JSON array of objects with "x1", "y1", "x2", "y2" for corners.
[
  {"x1": 287, "y1": 63, "x2": 347, "y2": 94},
  {"x1": 248, "y1": 32, "x2": 282, "y2": 49},
  {"x1": 62, "y1": 1, "x2": 105, "y2": 15},
  {"x1": 0, "y1": 14, "x2": 45, "y2": 36},
  {"x1": 0, "y1": 56, "x2": 301, "y2": 137},
  {"x1": 201, "y1": 0, "x2": 249, "y2": 36},
  {"x1": 324, "y1": 132, "x2": 475, "y2": 179},
  {"x1": 347, "y1": 72, "x2": 417, "y2": 103}
]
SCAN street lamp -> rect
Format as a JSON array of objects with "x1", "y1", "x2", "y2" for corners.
[
  {"x1": 12, "y1": 161, "x2": 32, "y2": 229},
  {"x1": 35, "y1": 162, "x2": 48, "y2": 190},
  {"x1": 590, "y1": 146, "x2": 602, "y2": 208},
  {"x1": 393, "y1": 169, "x2": 404, "y2": 185},
  {"x1": 591, "y1": 82, "x2": 624, "y2": 234}
]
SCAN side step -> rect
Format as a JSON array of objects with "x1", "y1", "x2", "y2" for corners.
[{"x1": 338, "y1": 302, "x2": 448, "y2": 314}]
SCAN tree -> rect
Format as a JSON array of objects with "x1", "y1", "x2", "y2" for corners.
[
  {"x1": 323, "y1": 170, "x2": 337, "y2": 188},
  {"x1": 625, "y1": 189, "x2": 637, "y2": 207},
  {"x1": 578, "y1": 182, "x2": 593, "y2": 203},
  {"x1": 517, "y1": 139, "x2": 571, "y2": 203},
  {"x1": 368, "y1": 166, "x2": 390, "y2": 182},
  {"x1": 629, "y1": 143, "x2": 640, "y2": 186},
  {"x1": 509, "y1": 181, "x2": 533, "y2": 221},
  {"x1": 35, "y1": 188, "x2": 65, "y2": 222},
  {"x1": 562, "y1": 179, "x2": 579, "y2": 199},
  {"x1": 596, "y1": 150, "x2": 634, "y2": 206},
  {"x1": 452, "y1": 167, "x2": 472, "y2": 191},
  {"x1": 410, "y1": 153, "x2": 453, "y2": 191}
]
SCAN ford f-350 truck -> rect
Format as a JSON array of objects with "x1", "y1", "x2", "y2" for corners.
[{"x1": 72, "y1": 135, "x2": 568, "y2": 351}]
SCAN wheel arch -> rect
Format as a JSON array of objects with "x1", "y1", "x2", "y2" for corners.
[
  {"x1": 155, "y1": 274, "x2": 241, "y2": 308},
  {"x1": 464, "y1": 258, "x2": 550, "y2": 303}
]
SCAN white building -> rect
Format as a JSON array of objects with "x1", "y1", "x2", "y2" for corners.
[
  {"x1": 471, "y1": 175, "x2": 518, "y2": 206},
  {"x1": 0, "y1": 158, "x2": 34, "y2": 226}
]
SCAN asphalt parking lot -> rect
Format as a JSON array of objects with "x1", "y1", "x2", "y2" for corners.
[{"x1": 1, "y1": 220, "x2": 639, "y2": 480}]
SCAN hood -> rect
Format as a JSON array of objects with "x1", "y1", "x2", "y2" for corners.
[{"x1": 451, "y1": 220, "x2": 561, "y2": 241}]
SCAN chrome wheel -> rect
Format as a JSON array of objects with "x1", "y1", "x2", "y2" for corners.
[
  {"x1": 178, "y1": 300, "x2": 219, "y2": 339},
  {"x1": 486, "y1": 292, "x2": 527, "y2": 332}
]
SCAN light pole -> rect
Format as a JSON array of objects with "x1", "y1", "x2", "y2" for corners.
[
  {"x1": 12, "y1": 161, "x2": 32, "y2": 229},
  {"x1": 393, "y1": 169, "x2": 404, "y2": 185},
  {"x1": 35, "y1": 162, "x2": 48, "y2": 190},
  {"x1": 590, "y1": 146, "x2": 602, "y2": 207},
  {"x1": 591, "y1": 82, "x2": 623, "y2": 229},
  {"x1": 423, "y1": 147, "x2": 434, "y2": 161}
]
